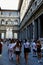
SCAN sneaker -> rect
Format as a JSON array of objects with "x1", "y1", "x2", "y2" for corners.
[
  {"x1": 9, "y1": 57, "x2": 12, "y2": 61},
  {"x1": 38, "y1": 60, "x2": 40, "y2": 63},
  {"x1": 0, "y1": 54, "x2": 2, "y2": 57},
  {"x1": 39, "y1": 60, "x2": 42, "y2": 63}
]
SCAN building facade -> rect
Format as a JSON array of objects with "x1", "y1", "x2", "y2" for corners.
[
  {"x1": 0, "y1": 10, "x2": 20, "y2": 39},
  {"x1": 19, "y1": 0, "x2": 43, "y2": 43},
  {"x1": 0, "y1": 0, "x2": 43, "y2": 43}
]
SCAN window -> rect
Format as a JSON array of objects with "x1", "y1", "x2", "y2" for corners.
[
  {"x1": 13, "y1": 20, "x2": 18, "y2": 25},
  {"x1": 35, "y1": 1, "x2": 37, "y2": 6},
  {"x1": 6, "y1": 28, "x2": 13, "y2": 38},
  {"x1": 1, "y1": 19, "x2": 6, "y2": 25},
  {"x1": 7, "y1": 21, "x2": 12, "y2": 25},
  {"x1": 1, "y1": 33, "x2": 4, "y2": 39},
  {"x1": 1, "y1": 12, "x2": 3, "y2": 15},
  {"x1": 14, "y1": 33, "x2": 18, "y2": 39}
]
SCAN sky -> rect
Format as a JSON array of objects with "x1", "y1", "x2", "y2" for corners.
[{"x1": 0, "y1": 0, "x2": 19, "y2": 10}]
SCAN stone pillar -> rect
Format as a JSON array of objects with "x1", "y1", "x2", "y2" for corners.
[
  {"x1": 0, "y1": 33, "x2": 1, "y2": 38},
  {"x1": 4, "y1": 32, "x2": 6, "y2": 39},
  {"x1": 26, "y1": 27, "x2": 28, "y2": 39},
  {"x1": 20, "y1": 31, "x2": 23, "y2": 40},
  {"x1": 22, "y1": 31, "x2": 23, "y2": 40},
  {"x1": 32, "y1": 20, "x2": 35, "y2": 41},
  {"x1": 0, "y1": 19, "x2": 1, "y2": 25},
  {"x1": 18, "y1": 32, "x2": 19, "y2": 39},
  {"x1": 38, "y1": 17, "x2": 40, "y2": 39},
  {"x1": 12, "y1": 31, "x2": 14, "y2": 38},
  {"x1": 18, "y1": 31, "x2": 20, "y2": 40}
]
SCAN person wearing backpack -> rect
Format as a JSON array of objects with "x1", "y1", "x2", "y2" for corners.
[{"x1": 24, "y1": 39, "x2": 30, "y2": 64}]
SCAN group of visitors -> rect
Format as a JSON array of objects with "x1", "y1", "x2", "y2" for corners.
[
  {"x1": 8, "y1": 39, "x2": 22, "y2": 64},
  {"x1": 7, "y1": 39, "x2": 31, "y2": 64},
  {"x1": 0, "y1": 38, "x2": 42, "y2": 64}
]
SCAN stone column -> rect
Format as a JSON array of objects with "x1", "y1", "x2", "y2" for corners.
[
  {"x1": 0, "y1": 19, "x2": 1, "y2": 25},
  {"x1": 21, "y1": 31, "x2": 22, "y2": 40},
  {"x1": 26, "y1": 27, "x2": 28, "y2": 39},
  {"x1": 32, "y1": 20, "x2": 35, "y2": 41},
  {"x1": 18, "y1": 31, "x2": 20, "y2": 40},
  {"x1": 4, "y1": 32, "x2": 6, "y2": 39},
  {"x1": 17, "y1": 32, "x2": 19, "y2": 39},
  {"x1": 38, "y1": 17, "x2": 40, "y2": 39},
  {"x1": 22, "y1": 31, "x2": 23, "y2": 40},
  {"x1": 12, "y1": 31, "x2": 14, "y2": 38},
  {"x1": 0, "y1": 33, "x2": 1, "y2": 38}
]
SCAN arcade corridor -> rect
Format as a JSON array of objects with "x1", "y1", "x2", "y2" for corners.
[{"x1": 0, "y1": 0, "x2": 43, "y2": 65}]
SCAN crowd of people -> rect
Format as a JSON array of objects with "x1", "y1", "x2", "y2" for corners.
[
  {"x1": 7, "y1": 39, "x2": 22, "y2": 64},
  {"x1": 0, "y1": 38, "x2": 43, "y2": 65}
]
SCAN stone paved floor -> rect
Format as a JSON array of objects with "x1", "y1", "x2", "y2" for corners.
[{"x1": 0, "y1": 43, "x2": 43, "y2": 65}]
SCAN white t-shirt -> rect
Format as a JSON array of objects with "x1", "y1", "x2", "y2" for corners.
[
  {"x1": 8, "y1": 42, "x2": 16, "y2": 49},
  {"x1": 32, "y1": 42, "x2": 36, "y2": 50},
  {"x1": 24, "y1": 42, "x2": 30, "y2": 48},
  {"x1": 15, "y1": 47, "x2": 20, "y2": 51}
]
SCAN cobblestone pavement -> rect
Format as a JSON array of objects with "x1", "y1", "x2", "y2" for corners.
[{"x1": 0, "y1": 43, "x2": 43, "y2": 65}]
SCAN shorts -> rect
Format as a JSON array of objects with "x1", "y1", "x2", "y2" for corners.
[
  {"x1": 15, "y1": 51, "x2": 21, "y2": 55},
  {"x1": 37, "y1": 48, "x2": 41, "y2": 52},
  {"x1": 0, "y1": 50, "x2": 2, "y2": 54},
  {"x1": 24, "y1": 48, "x2": 30, "y2": 53},
  {"x1": 33, "y1": 49, "x2": 36, "y2": 52}
]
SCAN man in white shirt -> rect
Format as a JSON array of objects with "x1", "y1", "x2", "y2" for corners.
[{"x1": 32, "y1": 41, "x2": 37, "y2": 57}]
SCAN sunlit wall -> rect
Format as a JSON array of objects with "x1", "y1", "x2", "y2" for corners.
[{"x1": 20, "y1": 0, "x2": 31, "y2": 21}]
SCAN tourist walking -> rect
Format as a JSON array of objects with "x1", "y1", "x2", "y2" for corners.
[
  {"x1": 36, "y1": 40, "x2": 42, "y2": 63},
  {"x1": 23, "y1": 39, "x2": 30, "y2": 64},
  {"x1": 15, "y1": 40, "x2": 21, "y2": 65},
  {"x1": 8, "y1": 39, "x2": 16, "y2": 60},
  {"x1": 32, "y1": 40, "x2": 37, "y2": 57}
]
